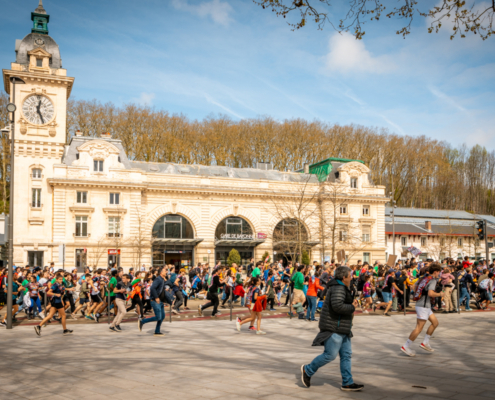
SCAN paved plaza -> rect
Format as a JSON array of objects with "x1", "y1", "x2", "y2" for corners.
[{"x1": 1, "y1": 312, "x2": 494, "y2": 400}]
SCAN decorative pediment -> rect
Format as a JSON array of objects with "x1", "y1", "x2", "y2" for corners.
[
  {"x1": 338, "y1": 161, "x2": 370, "y2": 175},
  {"x1": 77, "y1": 140, "x2": 121, "y2": 159},
  {"x1": 28, "y1": 47, "x2": 52, "y2": 58}
]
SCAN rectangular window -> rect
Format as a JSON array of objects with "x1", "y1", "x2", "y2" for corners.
[
  {"x1": 93, "y1": 160, "x2": 103, "y2": 172},
  {"x1": 108, "y1": 217, "x2": 121, "y2": 237},
  {"x1": 36, "y1": 58, "x2": 43, "y2": 67},
  {"x1": 109, "y1": 193, "x2": 120, "y2": 205},
  {"x1": 401, "y1": 236, "x2": 407, "y2": 246},
  {"x1": 75, "y1": 216, "x2": 88, "y2": 237},
  {"x1": 32, "y1": 168, "x2": 42, "y2": 179},
  {"x1": 362, "y1": 205, "x2": 370, "y2": 216},
  {"x1": 339, "y1": 229, "x2": 348, "y2": 242},
  {"x1": 421, "y1": 237, "x2": 427, "y2": 247},
  {"x1": 350, "y1": 177, "x2": 358, "y2": 189},
  {"x1": 31, "y1": 188, "x2": 41, "y2": 208},
  {"x1": 340, "y1": 205, "x2": 347, "y2": 215},
  {"x1": 363, "y1": 252, "x2": 370, "y2": 264},
  {"x1": 440, "y1": 237, "x2": 446, "y2": 246},
  {"x1": 457, "y1": 238, "x2": 463, "y2": 247},
  {"x1": 362, "y1": 226, "x2": 371, "y2": 243},
  {"x1": 76, "y1": 191, "x2": 87, "y2": 204}
]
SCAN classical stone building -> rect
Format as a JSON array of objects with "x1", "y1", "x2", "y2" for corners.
[{"x1": 3, "y1": 2, "x2": 388, "y2": 271}]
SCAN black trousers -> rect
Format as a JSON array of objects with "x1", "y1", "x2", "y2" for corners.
[
  {"x1": 221, "y1": 286, "x2": 232, "y2": 306},
  {"x1": 127, "y1": 296, "x2": 144, "y2": 318},
  {"x1": 174, "y1": 291, "x2": 184, "y2": 311},
  {"x1": 63, "y1": 295, "x2": 75, "y2": 313},
  {"x1": 202, "y1": 292, "x2": 219, "y2": 316},
  {"x1": 284, "y1": 282, "x2": 295, "y2": 306},
  {"x1": 268, "y1": 298, "x2": 275, "y2": 309}
]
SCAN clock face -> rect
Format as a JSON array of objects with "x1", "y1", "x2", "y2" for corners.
[{"x1": 22, "y1": 95, "x2": 55, "y2": 125}]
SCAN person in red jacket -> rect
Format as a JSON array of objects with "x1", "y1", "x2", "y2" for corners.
[{"x1": 306, "y1": 271, "x2": 325, "y2": 321}]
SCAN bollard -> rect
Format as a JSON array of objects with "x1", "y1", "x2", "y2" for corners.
[
  {"x1": 169, "y1": 303, "x2": 172, "y2": 323},
  {"x1": 404, "y1": 282, "x2": 407, "y2": 316},
  {"x1": 229, "y1": 286, "x2": 233, "y2": 322},
  {"x1": 107, "y1": 294, "x2": 111, "y2": 324},
  {"x1": 44, "y1": 291, "x2": 48, "y2": 314}
]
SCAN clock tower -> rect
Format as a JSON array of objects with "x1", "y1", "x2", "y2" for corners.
[{"x1": 2, "y1": 0, "x2": 75, "y2": 266}]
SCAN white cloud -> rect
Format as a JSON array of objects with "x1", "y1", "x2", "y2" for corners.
[
  {"x1": 325, "y1": 32, "x2": 395, "y2": 74},
  {"x1": 428, "y1": 86, "x2": 467, "y2": 113},
  {"x1": 172, "y1": 0, "x2": 233, "y2": 26},
  {"x1": 134, "y1": 92, "x2": 155, "y2": 106}
]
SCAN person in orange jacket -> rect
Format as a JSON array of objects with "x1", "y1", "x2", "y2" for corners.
[{"x1": 306, "y1": 271, "x2": 325, "y2": 321}]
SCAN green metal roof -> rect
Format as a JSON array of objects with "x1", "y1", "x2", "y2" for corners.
[{"x1": 308, "y1": 157, "x2": 364, "y2": 182}]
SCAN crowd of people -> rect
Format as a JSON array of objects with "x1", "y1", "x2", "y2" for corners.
[{"x1": 0, "y1": 255, "x2": 494, "y2": 392}]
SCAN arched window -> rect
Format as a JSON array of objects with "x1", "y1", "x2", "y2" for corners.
[
  {"x1": 152, "y1": 215, "x2": 194, "y2": 239},
  {"x1": 215, "y1": 217, "x2": 253, "y2": 240},
  {"x1": 273, "y1": 219, "x2": 308, "y2": 242}
]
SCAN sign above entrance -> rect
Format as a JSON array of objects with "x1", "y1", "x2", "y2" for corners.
[
  {"x1": 108, "y1": 249, "x2": 121, "y2": 255},
  {"x1": 164, "y1": 250, "x2": 186, "y2": 254},
  {"x1": 257, "y1": 232, "x2": 267, "y2": 239},
  {"x1": 220, "y1": 233, "x2": 254, "y2": 240}
]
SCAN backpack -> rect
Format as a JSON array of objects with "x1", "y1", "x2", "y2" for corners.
[
  {"x1": 413, "y1": 276, "x2": 433, "y2": 302},
  {"x1": 479, "y1": 279, "x2": 490, "y2": 290}
]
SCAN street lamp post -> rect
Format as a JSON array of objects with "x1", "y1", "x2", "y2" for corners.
[
  {"x1": 389, "y1": 192, "x2": 396, "y2": 257},
  {"x1": 5, "y1": 76, "x2": 25, "y2": 329}
]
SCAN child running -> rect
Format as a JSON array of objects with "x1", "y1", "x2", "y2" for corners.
[{"x1": 236, "y1": 277, "x2": 267, "y2": 334}]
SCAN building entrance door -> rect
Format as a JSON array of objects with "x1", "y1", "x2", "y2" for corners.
[{"x1": 28, "y1": 251, "x2": 44, "y2": 268}]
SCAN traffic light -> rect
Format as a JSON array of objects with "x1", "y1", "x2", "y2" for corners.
[{"x1": 476, "y1": 220, "x2": 485, "y2": 241}]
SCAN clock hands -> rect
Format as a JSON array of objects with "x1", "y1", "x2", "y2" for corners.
[{"x1": 36, "y1": 100, "x2": 45, "y2": 124}]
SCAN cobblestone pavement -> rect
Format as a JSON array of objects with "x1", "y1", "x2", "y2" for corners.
[{"x1": 0, "y1": 312, "x2": 493, "y2": 400}]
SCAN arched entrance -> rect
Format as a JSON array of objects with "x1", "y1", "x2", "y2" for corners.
[
  {"x1": 152, "y1": 214, "x2": 203, "y2": 269},
  {"x1": 214, "y1": 216, "x2": 264, "y2": 266},
  {"x1": 273, "y1": 218, "x2": 310, "y2": 265}
]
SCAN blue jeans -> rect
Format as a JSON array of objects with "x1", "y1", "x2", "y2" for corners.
[
  {"x1": 30, "y1": 297, "x2": 42, "y2": 313},
  {"x1": 305, "y1": 333, "x2": 353, "y2": 386},
  {"x1": 142, "y1": 300, "x2": 165, "y2": 333},
  {"x1": 306, "y1": 296, "x2": 317, "y2": 320},
  {"x1": 459, "y1": 287, "x2": 471, "y2": 310}
]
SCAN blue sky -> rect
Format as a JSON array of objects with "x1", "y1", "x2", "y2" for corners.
[{"x1": 1, "y1": 0, "x2": 494, "y2": 148}]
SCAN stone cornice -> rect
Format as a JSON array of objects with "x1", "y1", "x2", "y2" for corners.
[
  {"x1": 3, "y1": 69, "x2": 75, "y2": 98},
  {"x1": 48, "y1": 177, "x2": 390, "y2": 204}
]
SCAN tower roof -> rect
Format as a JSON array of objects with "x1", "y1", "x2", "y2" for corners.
[{"x1": 34, "y1": 0, "x2": 47, "y2": 15}]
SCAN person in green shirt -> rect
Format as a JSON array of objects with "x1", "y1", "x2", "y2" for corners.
[
  {"x1": 108, "y1": 270, "x2": 118, "y2": 317},
  {"x1": 291, "y1": 265, "x2": 305, "y2": 304},
  {"x1": 251, "y1": 261, "x2": 262, "y2": 279}
]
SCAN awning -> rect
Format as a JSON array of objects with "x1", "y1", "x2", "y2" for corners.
[
  {"x1": 153, "y1": 238, "x2": 204, "y2": 246},
  {"x1": 214, "y1": 239, "x2": 265, "y2": 247}
]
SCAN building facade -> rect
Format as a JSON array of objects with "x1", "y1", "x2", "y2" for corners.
[
  {"x1": 385, "y1": 207, "x2": 495, "y2": 262},
  {"x1": 3, "y1": 3, "x2": 388, "y2": 271}
]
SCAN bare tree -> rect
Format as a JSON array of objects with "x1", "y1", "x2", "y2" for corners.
[{"x1": 88, "y1": 234, "x2": 108, "y2": 269}]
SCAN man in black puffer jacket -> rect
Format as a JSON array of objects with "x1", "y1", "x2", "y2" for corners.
[{"x1": 300, "y1": 266, "x2": 364, "y2": 392}]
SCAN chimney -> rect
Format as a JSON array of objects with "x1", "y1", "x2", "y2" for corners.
[
  {"x1": 303, "y1": 163, "x2": 309, "y2": 174},
  {"x1": 75, "y1": 130, "x2": 82, "y2": 136},
  {"x1": 425, "y1": 221, "x2": 432, "y2": 231},
  {"x1": 100, "y1": 132, "x2": 112, "y2": 139}
]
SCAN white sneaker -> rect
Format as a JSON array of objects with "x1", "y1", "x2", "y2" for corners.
[
  {"x1": 401, "y1": 346, "x2": 416, "y2": 357},
  {"x1": 420, "y1": 342, "x2": 434, "y2": 352},
  {"x1": 362, "y1": 310, "x2": 369, "y2": 314},
  {"x1": 236, "y1": 319, "x2": 241, "y2": 332},
  {"x1": 256, "y1": 330, "x2": 267, "y2": 335}
]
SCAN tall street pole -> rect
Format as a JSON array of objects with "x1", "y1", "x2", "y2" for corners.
[{"x1": 6, "y1": 76, "x2": 25, "y2": 329}]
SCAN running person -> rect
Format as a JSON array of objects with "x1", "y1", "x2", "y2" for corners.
[
  {"x1": 34, "y1": 273, "x2": 73, "y2": 336},
  {"x1": 401, "y1": 263, "x2": 443, "y2": 356},
  {"x1": 110, "y1": 274, "x2": 130, "y2": 332}
]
